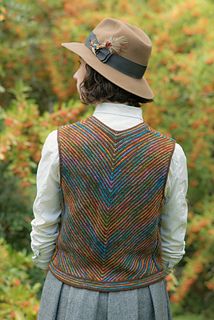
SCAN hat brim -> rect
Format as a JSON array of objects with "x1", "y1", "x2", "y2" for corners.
[{"x1": 61, "y1": 42, "x2": 154, "y2": 100}]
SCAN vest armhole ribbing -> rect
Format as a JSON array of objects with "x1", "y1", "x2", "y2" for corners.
[
  {"x1": 57, "y1": 126, "x2": 65, "y2": 214},
  {"x1": 57, "y1": 126, "x2": 62, "y2": 188},
  {"x1": 159, "y1": 139, "x2": 176, "y2": 212}
]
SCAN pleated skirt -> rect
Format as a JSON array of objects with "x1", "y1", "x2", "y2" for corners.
[{"x1": 38, "y1": 270, "x2": 173, "y2": 320}]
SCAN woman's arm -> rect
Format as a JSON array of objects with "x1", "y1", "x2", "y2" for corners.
[
  {"x1": 160, "y1": 143, "x2": 189, "y2": 271},
  {"x1": 30, "y1": 130, "x2": 61, "y2": 271}
]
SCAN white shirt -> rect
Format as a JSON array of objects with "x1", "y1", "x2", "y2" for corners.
[{"x1": 30, "y1": 102, "x2": 188, "y2": 272}]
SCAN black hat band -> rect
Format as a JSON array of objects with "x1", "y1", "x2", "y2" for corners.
[{"x1": 85, "y1": 32, "x2": 147, "y2": 79}]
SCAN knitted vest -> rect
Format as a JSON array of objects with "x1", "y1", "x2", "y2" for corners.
[{"x1": 48, "y1": 115, "x2": 176, "y2": 292}]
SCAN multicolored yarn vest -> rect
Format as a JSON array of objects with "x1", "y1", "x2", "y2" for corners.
[{"x1": 48, "y1": 115, "x2": 176, "y2": 292}]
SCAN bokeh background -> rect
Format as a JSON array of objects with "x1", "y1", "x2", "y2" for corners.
[{"x1": 0, "y1": 0, "x2": 213, "y2": 319}]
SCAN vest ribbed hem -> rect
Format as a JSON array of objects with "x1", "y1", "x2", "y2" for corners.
[{"x1": 48, "y1": 260, "x2": 170, "y2": 292}]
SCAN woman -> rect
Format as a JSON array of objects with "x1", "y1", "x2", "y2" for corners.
[{"x1": 30, "y1": 18, "x2": 188, "y2": 320}]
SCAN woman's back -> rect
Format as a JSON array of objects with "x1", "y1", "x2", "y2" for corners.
[
  {"x1": 30, "y1": 17, "x2": 188, "y2": 319},
  {"x1": 31, "y1": 102, "x2": 188, "y2": 319}
]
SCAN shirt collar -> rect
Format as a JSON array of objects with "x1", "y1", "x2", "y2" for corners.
[{"x1": 93, "y1": 102, "x2": 143, "y2": 120}]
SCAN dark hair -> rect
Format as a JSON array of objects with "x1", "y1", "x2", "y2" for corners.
[{"x1": 79, "y1": 64, "x2": 153, "y2": 108}]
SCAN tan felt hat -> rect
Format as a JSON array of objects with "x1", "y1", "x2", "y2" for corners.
[{"x1": 61, "y1": 17, "x2": 155, "y2": 100}]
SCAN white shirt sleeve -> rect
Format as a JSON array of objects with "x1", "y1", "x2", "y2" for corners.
[
  {"x1": 30, "y1": 130, "x2": 61, "y2": 270},
  {"x1": 160, "y1": 142, "x2": 189, "y2": 271}
]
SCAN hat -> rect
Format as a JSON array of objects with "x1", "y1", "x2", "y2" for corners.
[{"x1": 61, "y1": 17, "x2": 154, "y2": 100}]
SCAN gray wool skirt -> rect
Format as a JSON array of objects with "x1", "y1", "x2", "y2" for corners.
[{"x1": 38, "y1": 270, "x2": 173, "y2": 320}]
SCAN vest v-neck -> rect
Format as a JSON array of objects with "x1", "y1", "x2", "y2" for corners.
[{"x1": 88, "y1": 115, "x2": 148, "y2": 135}]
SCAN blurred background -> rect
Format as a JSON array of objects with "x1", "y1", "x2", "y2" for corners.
[{"x1": 0, "y1": 0, "x2": 213, "y2": 319}]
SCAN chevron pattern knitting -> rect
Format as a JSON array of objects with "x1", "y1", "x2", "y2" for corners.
[{"x1": 48, "y1": 115, "x2": 176, "y2": 292}]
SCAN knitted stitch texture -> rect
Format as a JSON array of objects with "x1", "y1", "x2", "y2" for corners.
[{"x1": 48, "y1": 115, "x2": 176, "y2": 292}]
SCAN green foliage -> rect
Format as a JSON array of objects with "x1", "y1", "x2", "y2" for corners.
[
  {"x1": 0, "y1": 0, "x2": 78, "y2": 112},
  {"x1": 174, "y1": 315, "x2": 207, "y2": 320},
  {"x1": 0, "y1": 238, "x2": 41, "y2": 319},
  {"x1": 0, "y1": 0, "x2": 214, "y2": 318},
  {"x1": 0, "y1": 161, "x2": 32, "y2": 250},
  {"x1": 0, "y1": 79, "x2": 88, "y2": 186}
]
